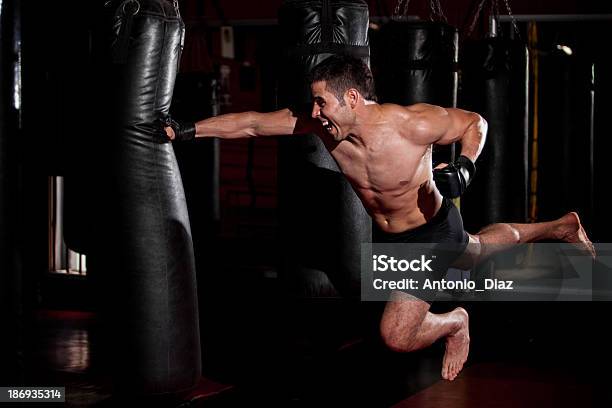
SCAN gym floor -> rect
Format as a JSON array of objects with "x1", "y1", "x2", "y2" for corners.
[{"x1": 22, "y1": 285, "x2": 603, "y2": 407}]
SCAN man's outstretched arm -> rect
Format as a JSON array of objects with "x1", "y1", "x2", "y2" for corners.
[{"x1": 166, "y1": 109, "x2": 315, "y2": 140}]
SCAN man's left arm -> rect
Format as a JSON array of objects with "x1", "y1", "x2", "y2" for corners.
[
  {"x1": 434, "y1": 108, "x2": 487, "y2": 198},
  {"x1": 433, "y1": 107, "x2": 487, "y2": 164},
  {"x1": 407, "y1": 104, "x2": 488, "y2": 198}
]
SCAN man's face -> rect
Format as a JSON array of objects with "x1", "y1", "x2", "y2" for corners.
[{"x1": 310, "y1": 80, "x2": 354, "y2": 141}]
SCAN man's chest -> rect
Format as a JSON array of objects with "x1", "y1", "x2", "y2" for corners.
[{"x1": 330, "y1": 137, "x2": 430, "y2": 191}]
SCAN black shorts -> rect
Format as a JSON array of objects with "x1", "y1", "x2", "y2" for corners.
[
  {"x1": 373, "y1": 199, "x2": 469, "y2": 247},
  {"x1": 372, "y1": 199, "x2": 469, "y2": 301}
]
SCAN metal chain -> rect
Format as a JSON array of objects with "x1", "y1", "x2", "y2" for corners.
[
  {"x1": 404, "y1": 0, "x2": 411, "y2": 17},
  {"x1": 466, "y1": 0, "x2": 488, "y2": 38},
  {"x1": 428, "y1": 0, "x2": 436, "y2": 20},
  {"x1": 394, "y1": 0, "x2": 448, "y2": 23},
  {"x1": 394, "y1": 0, "x2": 446, "y2": 22},
  {"x1": 392, "y1": 0, "x2": 402, "y2": 17},
  {"x1": 503, "y1": 0, "x2": 521, "y2": 38},
  {"x1": 432, "y1": 0, "x2": 447, "y2": 22},
  {"x1": 465, "y1": 0, "x2": 521, "y2": 39},
  {"x1": 393, "y1": 0, "x2": 409, "y2": 18}
]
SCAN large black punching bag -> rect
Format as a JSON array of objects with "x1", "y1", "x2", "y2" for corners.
[
  {"x1": 277, "y1": 0, "x2": 371, "y2": 299},
  {"x1": 374, "y1": 21, "x2": 458, "y2": 107},
  {"x1": 373, "y1": 21, "x2": 458, "y2": 164},
  {"x1": 460, "y1": 38, "x2": 529, "y2": 230},
  {"x1": 102, "y1": 0, "x2": 200, "y2": 395},
  {"x1": 537, "y1": 42, "x2": 594, "y2": 226}
]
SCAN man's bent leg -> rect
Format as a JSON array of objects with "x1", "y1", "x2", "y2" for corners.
[{"x1": 380, "y1": 291, "x2": 470, "y2": 381}]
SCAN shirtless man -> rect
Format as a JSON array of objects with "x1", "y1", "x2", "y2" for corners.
[{"x1": 165, "y1": 55, "x2": 594, "y2": 381}]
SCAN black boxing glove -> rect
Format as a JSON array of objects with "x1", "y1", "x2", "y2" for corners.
[
  {"x1": 433, "y1": 155, "x2": 476, "y2": 198},
  {"x1": 162, "y1": 116, "x2": 196, "y2": 141}
]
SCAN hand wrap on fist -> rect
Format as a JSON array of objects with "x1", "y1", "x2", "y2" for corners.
[{"x1": 162, "y1": 116, "x2": 196, "y2": 141}]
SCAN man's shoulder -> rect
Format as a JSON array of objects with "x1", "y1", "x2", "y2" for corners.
[
  {"x1": 379, "y1": 102, "x2": 442, "y2": 118},
  {"x1": 376, "y1": 103, "x2": 449, "y2": 144},
  {"x1": 378, "y1": 103, "x2": 411, "y2": 120}
]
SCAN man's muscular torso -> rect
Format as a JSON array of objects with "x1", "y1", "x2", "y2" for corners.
[{"x1": 314, "y1": 104, "x2": 444, "y2": 234}]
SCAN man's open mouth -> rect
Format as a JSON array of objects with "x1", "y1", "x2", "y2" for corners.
[{"x1": 321, "y1": 118, "x2": 334, "y2": 133}]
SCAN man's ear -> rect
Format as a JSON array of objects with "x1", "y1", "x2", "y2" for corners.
[{"x1": 347, "y1": 88, "x2": 359, "y2": 108}]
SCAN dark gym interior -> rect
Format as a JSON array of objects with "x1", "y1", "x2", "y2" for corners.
[{"x1": 1, "y1": 0, "x2": 611, "y2": 406}]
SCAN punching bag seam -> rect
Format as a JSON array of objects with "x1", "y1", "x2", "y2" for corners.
[{"x1": 152, "y1": 18, "x2": 168, "y2": 118}]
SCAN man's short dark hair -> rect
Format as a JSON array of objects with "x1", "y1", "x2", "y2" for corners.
[{"x1": 309, "y1": 54, "x2": 377, "y2": 103}]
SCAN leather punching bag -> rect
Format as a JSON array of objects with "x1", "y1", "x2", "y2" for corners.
[
  {"x1": 277, "y1": 0, "x2": 371, "y2": 299},
  {"x1": 374, "y1": 21, "x2": 458, "y2": 107},
  {"x1": 102, "y1": 0, "x2": 201, "y2": 395},
  {"x1": 537, "y1": 45, "x2": 594, "y2": 225},
  {"x1": 460, "y1": 38, "x2": 529, "y2": 229}
]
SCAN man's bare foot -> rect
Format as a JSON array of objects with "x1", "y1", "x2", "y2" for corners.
[
  {"x1": 442, "y1": 307, "x2": 470, "y2": 381},
  {"x1": 555, "y1": 212, "x2": 596, "y2": 258}
]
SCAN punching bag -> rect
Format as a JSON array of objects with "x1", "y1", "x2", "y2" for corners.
[
  {"x1": 373, "y1": 21, "x2": 458, "y2": 164},
  {"x1": 101, "y1": 0, "x2": 200, "y2": 395},
  {"x1": 537, "y1": 45, "x2": 594, "y2": 225},
  {"x1": 593, "y1": 59, "x2": 612, "y2": 241},
  {"x1": 460, "y1": 38, "x2": 529, "y2": 230},
  {"x1": 374, "y1": 21, "x2": 458, "y2": 107},
  {"x1": 277, "y1": 0, "x2": 371, "y2": 299}
]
